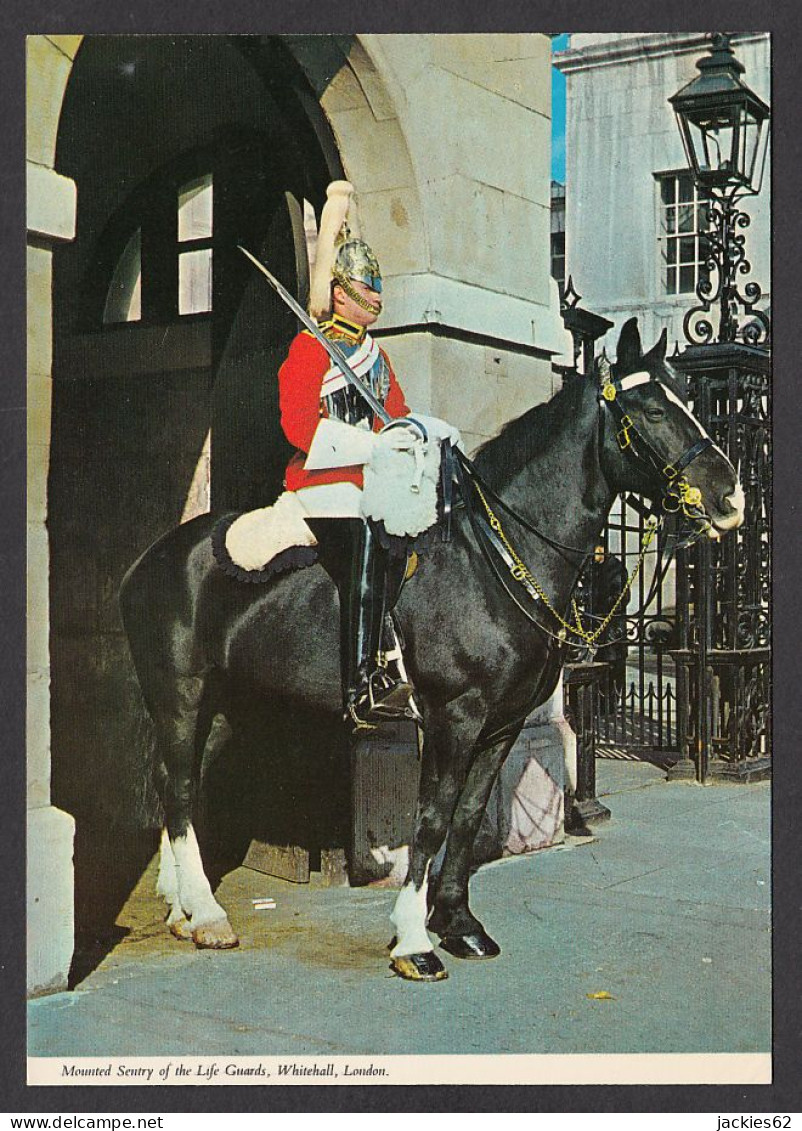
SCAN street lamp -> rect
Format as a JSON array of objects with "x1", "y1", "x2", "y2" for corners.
[
  {"x1": 669, "y1": 33, "x2": 771, "y2": 345},
  {"x1": 667, "y1": 33, "x2": 772, "y2": 785}
]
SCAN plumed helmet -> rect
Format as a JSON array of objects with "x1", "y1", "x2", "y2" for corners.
[
  {"x1": 332, "y1": 238, "x2": 382, "y2": 294},
  {"x1": 308, "y1": 181, "x2": 383, "y2": 320}
]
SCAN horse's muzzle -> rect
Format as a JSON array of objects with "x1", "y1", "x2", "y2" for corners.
[{"x1": 707, "y1": 481, "x2": 746, "y2": 538}]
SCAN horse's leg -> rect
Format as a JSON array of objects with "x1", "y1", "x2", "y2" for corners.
[
  {"x1": 548, "y1": 673, "x2": 577, "y2": 792},
  {"x1": 427, "y1": 733, "x2": 517, "y2": 958},
  {"x1": 389, "y1": 696, "x2": 486, "y2": 982},
  {"x1": 551, "y1": 673, "x2": 593, "y2": 836},
  {"x1": 151, "y1": 672, "x2": 238, "y2": 950},
  {"x1": 156, "y1": 827, "x2": 193, "y2": 939}
]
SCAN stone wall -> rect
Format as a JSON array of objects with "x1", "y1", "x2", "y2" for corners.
[
  {"x1": 381, "y1": 331, "x2": 558, "y2": 454},
  {"x1": 27, "y1": 34, "x2": 82, "y2": 996}
]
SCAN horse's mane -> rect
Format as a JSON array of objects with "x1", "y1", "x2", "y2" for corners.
[{"x1": 472, "y1": 374, "x2": 591, "y2": 487}]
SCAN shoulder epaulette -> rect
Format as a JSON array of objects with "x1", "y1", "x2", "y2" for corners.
[{"x1": 301, "y1": 316, "x2": 365, "y2": 345}]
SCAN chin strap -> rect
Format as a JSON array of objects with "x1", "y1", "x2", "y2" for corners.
[{"x1": 334, "y1": 274, "x2": 382, "y2": 315}]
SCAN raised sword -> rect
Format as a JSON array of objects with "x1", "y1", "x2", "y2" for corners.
[{"x1": 237, "y1": 245, "x2": 391, "y2": 425}]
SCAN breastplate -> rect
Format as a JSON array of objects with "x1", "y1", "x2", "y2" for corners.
[{"x1": 321, "y1": 337, "x2": 390, "y2": 429}]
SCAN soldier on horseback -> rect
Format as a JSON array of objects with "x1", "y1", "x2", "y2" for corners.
[{"x1": 278, "y1": 182, "x2": 459, "y2": 731}]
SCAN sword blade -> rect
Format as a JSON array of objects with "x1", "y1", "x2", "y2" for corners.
[{"x1": 237, "y1": 245, "x2": 390, "y2": 424}]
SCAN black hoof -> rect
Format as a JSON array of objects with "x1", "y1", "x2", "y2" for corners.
[
  {"x1": 439, "y1": 930, "x2": 501, "y2": 960},
  {"x1": 566, "y1": 820, "x2": 594, "y2": 837},
  {"x1": 390, "y1": 951, "x2": 448, "y2": 982},
  {"x1": 565, "y1": 803, "x2": 593, "y2": 837}
]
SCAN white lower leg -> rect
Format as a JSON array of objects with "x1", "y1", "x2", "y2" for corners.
[
  {"x1": 556, "y1": 717, "x2": 577, "y2": 792},
  {"x1": 156, "y1": 827, "x2": 188, "y2": 926},
  {"x1": 548, "y1": 675, "x2": 577, "y2": 791},
  {"x1": 170, "y1": 824, "x2": 228, "y2": 927},
  {"x1": 389, "y1": 862, "x2": 433, "y2": 957}
]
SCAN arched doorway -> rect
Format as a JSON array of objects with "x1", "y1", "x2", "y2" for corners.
[{"x1": 49, "y1": 34, "x2": 341, "y2": 973}]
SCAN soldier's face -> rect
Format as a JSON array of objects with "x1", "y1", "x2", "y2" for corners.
[{"x1": 332, "y1": 281, "x2": 382, "y2": 327}]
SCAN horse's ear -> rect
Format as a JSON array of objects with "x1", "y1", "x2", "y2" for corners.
[
  {"x1": 616, "y1": 318, "x2": 642, "y2": 370},
  {"x1": 643, "y1": 327, "x2": 668, "y2": 363}
]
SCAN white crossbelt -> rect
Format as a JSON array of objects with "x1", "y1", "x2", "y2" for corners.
[{"x1": 320, "y1": 334, "x2": 380, "y2": 398}]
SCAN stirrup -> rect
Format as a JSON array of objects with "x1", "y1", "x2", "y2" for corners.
[
  {"x1": 346, "y1": 701, "x2": 380, "y2": 733},
  {"x1": 345, "y1": 671, "x2": 416, "y2": 731}
]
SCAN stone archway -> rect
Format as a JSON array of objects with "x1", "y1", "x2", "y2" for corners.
[
  {"x1": 26, "y1": 33, "x2": 348, "y2": 994},
  {"x1": 281, "y1": 34, "x2": 429, "y2": 283},
  {"x1": 26, "y1": 32, "x2": 427, "y2": 994}
]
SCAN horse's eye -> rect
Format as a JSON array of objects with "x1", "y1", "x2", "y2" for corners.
[{"x1": 645, "y1": 406, "x2": 665, "y2": 422}]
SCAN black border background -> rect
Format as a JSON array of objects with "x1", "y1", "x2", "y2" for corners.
[{"x1": 3, "y1": 0, "x2": 800, "y2": 1114}]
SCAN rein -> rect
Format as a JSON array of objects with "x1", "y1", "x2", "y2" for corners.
[
  {"x1": 452, "y1": 448, "x2": 657, "y2": 649},
  {"x1": 449, "y1": 361, "x2": 716, "y2": 650}
]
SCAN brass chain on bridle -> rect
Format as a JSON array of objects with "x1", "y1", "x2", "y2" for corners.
[
  {"x1": 465, "y1": 356, "x2": 715, "y2": 645},
  {"x1": 599, "y1": 362, "x2": 713, "y2": 533},
  {"x1": 472, "y1": 480, "x2": 658, "y2": 647}
]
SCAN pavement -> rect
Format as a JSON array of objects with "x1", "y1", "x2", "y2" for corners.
[{"x1": 28, "y1": 761, "x2": 771, "y2": 1060}]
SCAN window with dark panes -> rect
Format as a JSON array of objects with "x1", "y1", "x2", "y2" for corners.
[
  {"x1": 177, "y1": 174, "x2": 214, "y2": 315},
  {"x1": 657, "y1": 172, "x2": 710, "y2": 296},
  {"x1": 103, "y1": 169, "x2": 215, "y2": 325}
]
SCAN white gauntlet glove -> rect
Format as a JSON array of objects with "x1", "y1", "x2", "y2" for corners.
[
  {"x1": 375, "y1": 421, "x2": 426, "y2": 452},
  {"x1": 404, "y1": 413, "x2": 462, "y2": 449}
]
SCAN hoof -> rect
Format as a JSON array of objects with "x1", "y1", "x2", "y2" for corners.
[
  {"x1": 565, "y1": 797, "x2": 593, "y2": 837},
  {"x1": 192, "y1": 918, "x2": 240, "y2": 950},
  {"x1": 439, "y1": 930, "x2": 501, "y2": 960},
  {"x1": 168, "y1": 916, "x2": 193, "y2": 941},
  {"x1": 390, "y1": 951, "x2": 448, "y2": 982}
]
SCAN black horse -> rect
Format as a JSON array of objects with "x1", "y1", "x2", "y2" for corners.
[{"x1": 120, "y1": 319, "x2": 744, "y2": 981}]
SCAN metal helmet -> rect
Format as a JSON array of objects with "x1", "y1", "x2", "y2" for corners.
[{"x1": 332, "y1": 238, "x2": 382, "y2": 294}]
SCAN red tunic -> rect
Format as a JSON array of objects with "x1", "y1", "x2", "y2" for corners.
[{"x1": 278, "y1": 321, "x2": 409, "y2": 492}]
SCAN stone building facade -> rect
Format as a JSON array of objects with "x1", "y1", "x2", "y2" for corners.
[
  {"x1": 26, "y1": 33, "x2": 568, "y2": 994},
  {"x1": 555, "y1": 33, "x2": 771, "y2": 353}
]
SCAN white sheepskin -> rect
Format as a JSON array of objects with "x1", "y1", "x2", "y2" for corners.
[
  {"x1": 360, "y1": 440, "x2": 440, "y2": 537},
  {"x1": 224, "y1": 491, "x2": 318, "y2": 571}
]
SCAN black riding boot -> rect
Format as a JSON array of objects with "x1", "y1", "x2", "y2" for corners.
[{"x1": 342, "y1": 523, "x2": 414, "y2": 731}]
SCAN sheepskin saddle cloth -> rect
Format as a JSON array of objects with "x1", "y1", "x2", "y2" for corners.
[
  {"x1": 211, "y1": 492, "x2": 320, "y2": 584},
  {"x1": 212, "y1": 442, "x2": 442, "y2": 583}
]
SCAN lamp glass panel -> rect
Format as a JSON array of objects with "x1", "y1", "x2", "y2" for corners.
[{"x1": 697, "y1": 112, "x2": 736, "y2": 177}]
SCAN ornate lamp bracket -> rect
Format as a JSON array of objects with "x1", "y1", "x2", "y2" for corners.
[{"x1": 683, "y1": 184, "x2": 771, "y2": 347}]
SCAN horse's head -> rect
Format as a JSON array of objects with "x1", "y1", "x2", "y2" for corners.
[{"x1": 596, "y1": 318, "x2": 744, "y2": 540}]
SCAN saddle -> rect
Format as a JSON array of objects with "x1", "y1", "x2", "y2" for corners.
[{"x1": 211, "y1": 441, "x2": 460, "y2": 584}]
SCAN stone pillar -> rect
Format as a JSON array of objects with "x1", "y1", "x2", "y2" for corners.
[{"x1": 26, "y1": 150, "x2": 78, "y2": 994}]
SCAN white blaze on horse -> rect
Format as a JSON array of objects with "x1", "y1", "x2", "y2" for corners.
[{"x1": 120, "y1": 319, "x2": 743, "y2": 980}]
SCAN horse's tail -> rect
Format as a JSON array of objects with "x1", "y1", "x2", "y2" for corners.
[{"x1": 118, "y1": 517, "x2": 215, "y2": 828}]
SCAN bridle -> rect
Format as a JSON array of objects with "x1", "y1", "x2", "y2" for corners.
[{"x1": 595, "y1": 354, "x2": 715, "y2": 542}]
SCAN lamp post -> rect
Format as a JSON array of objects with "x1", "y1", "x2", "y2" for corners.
[
  {"x1": 669, "y1": 32, "x2": 771, "y2": 346},
  {"x1": 667, "y1": 33, "x2": 771, "y2": 783}
]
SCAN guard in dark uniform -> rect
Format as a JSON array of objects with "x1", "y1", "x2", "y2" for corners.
[{"x1": 587, "y1": 545, "x2": 629, "y2": 710}]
